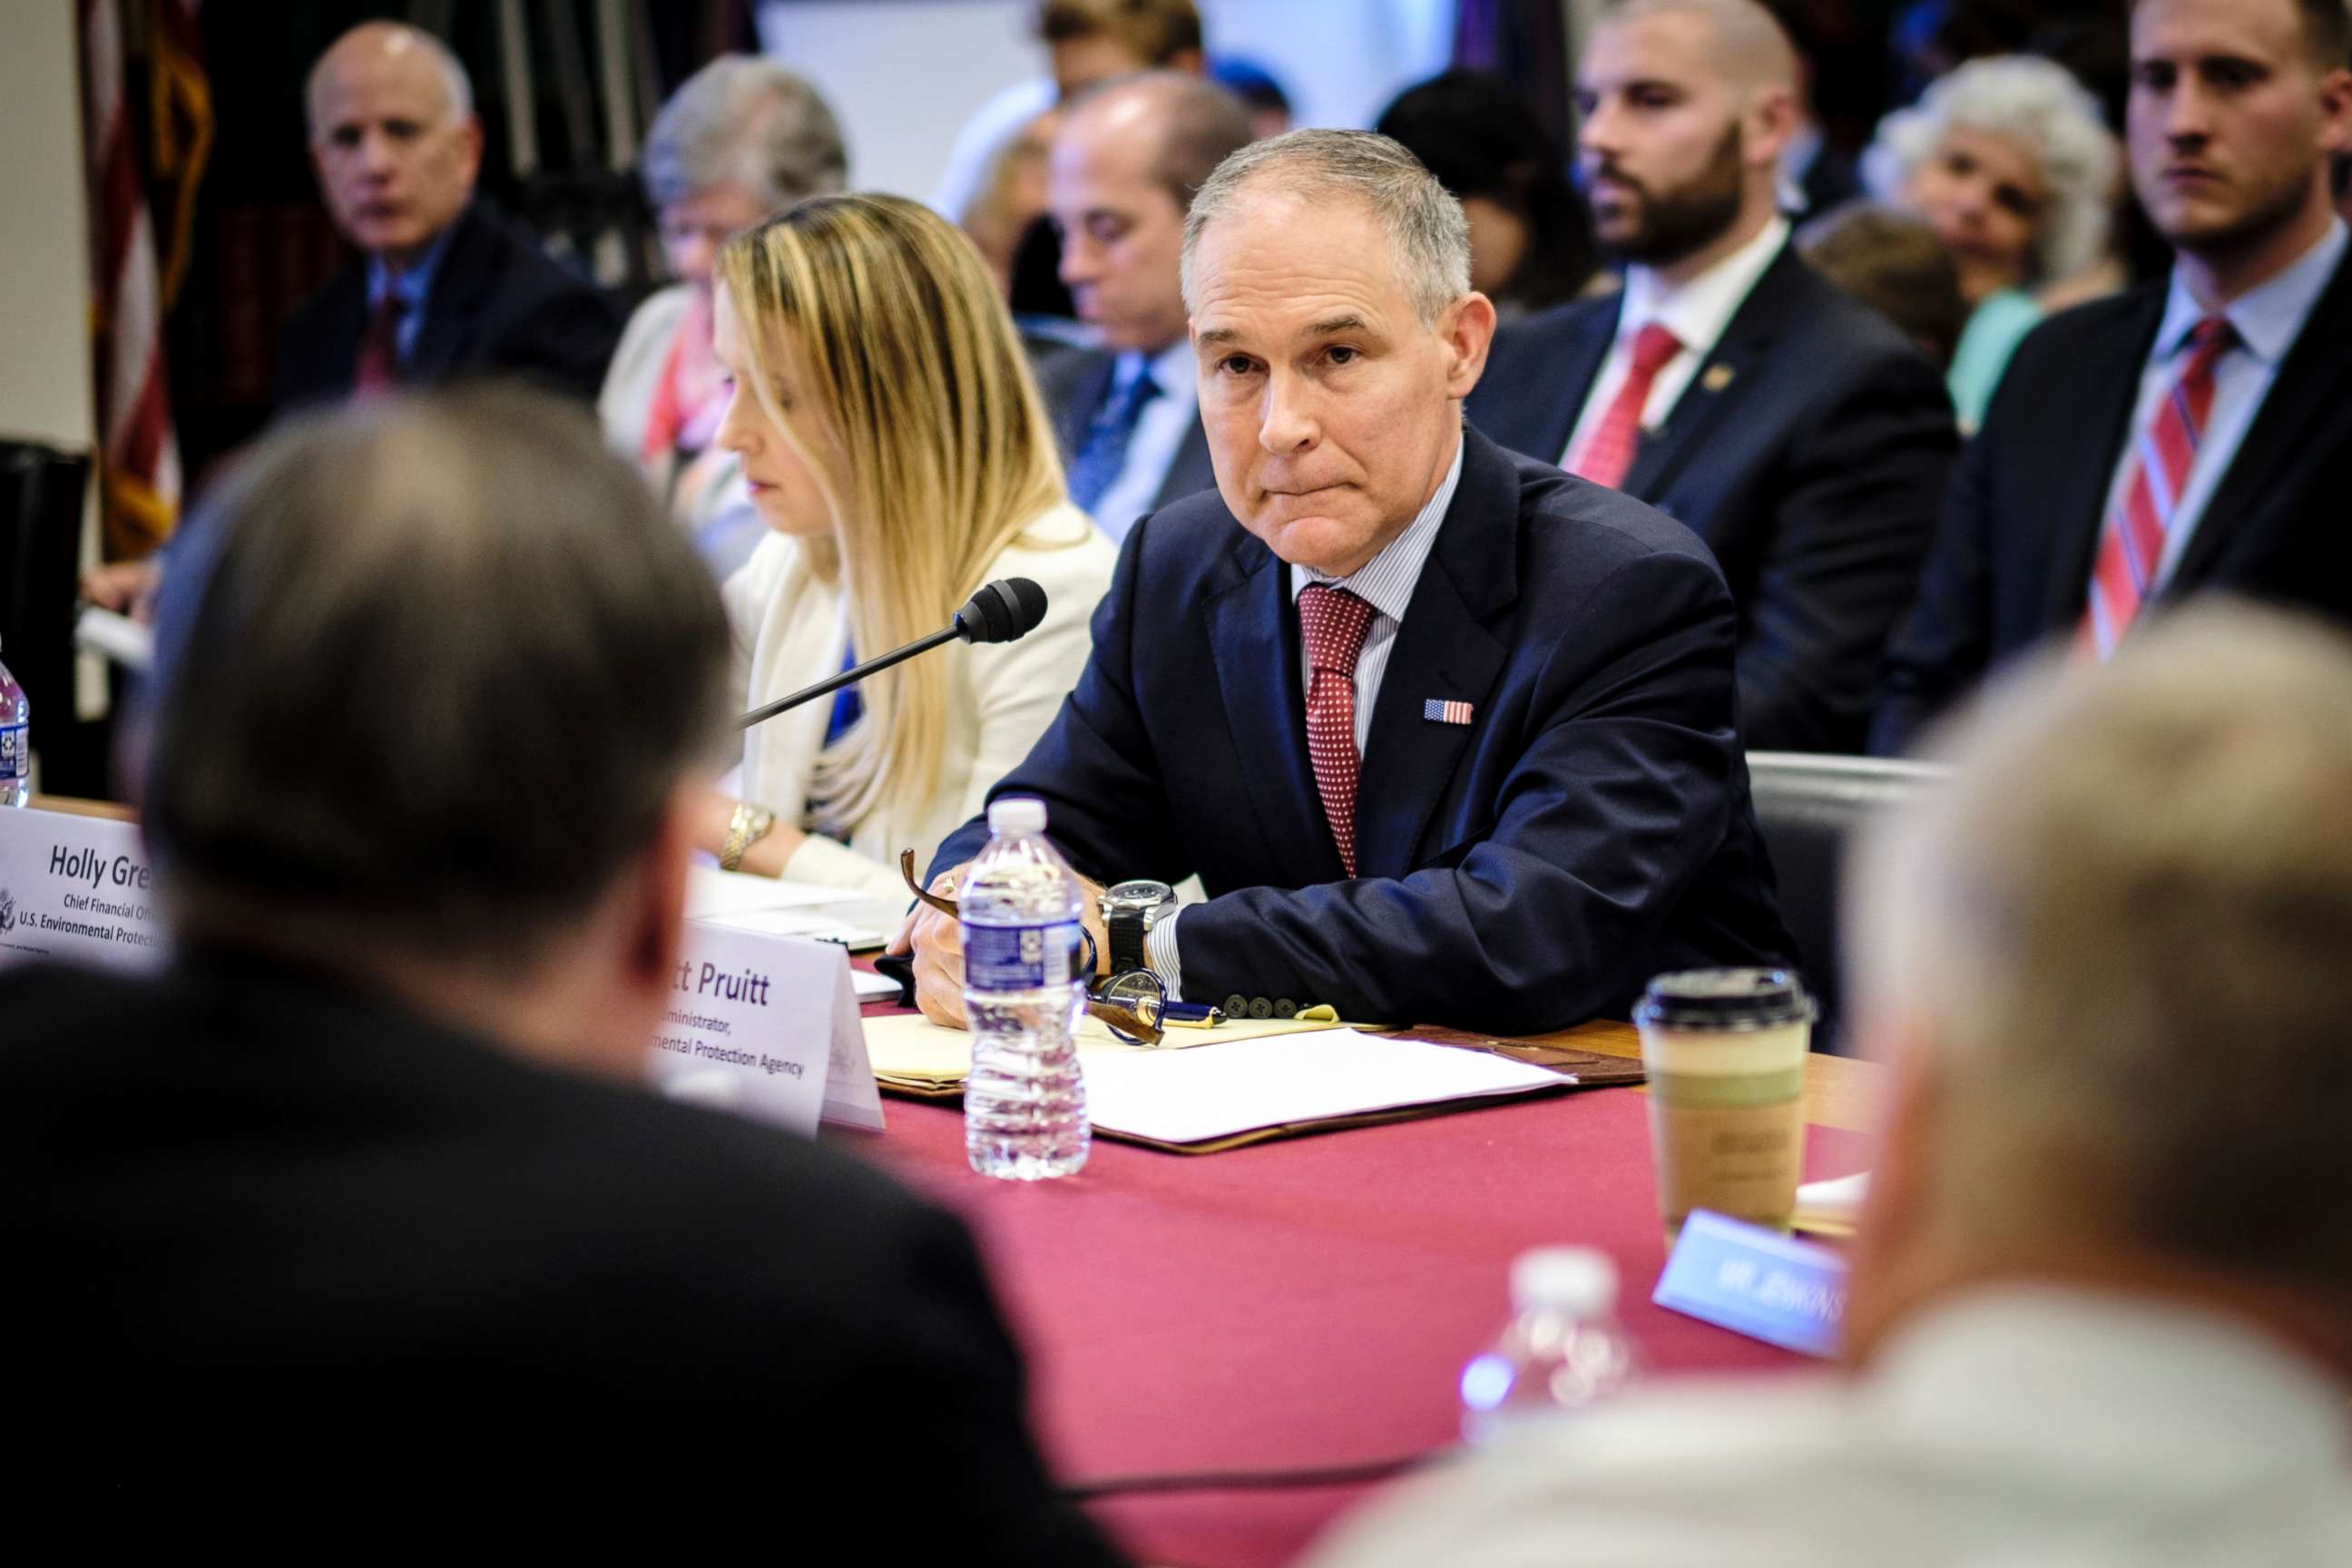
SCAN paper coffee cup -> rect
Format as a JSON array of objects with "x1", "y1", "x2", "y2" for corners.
[{"x1": 1635, "y1": 969, "x2": 1817, "y2": 1241}]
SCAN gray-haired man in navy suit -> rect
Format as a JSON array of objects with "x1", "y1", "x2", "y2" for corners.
[{"x1": 897, "y1": 129, "x2": 1791, "y2": 1037}]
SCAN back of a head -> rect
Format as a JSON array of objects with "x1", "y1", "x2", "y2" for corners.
[
  {"x1": 142, "y1": 387, "x2": 730, "y2": 968},
  {"x1": 640, "y1": 54, "x2": 848, "y2": 213},
  {"x1": 1851, "y1": 604, "x2": 2352, "y2": 1298},
  {"x1": 1798, "y1": 201, "x2": 1970, "y2": 368},
  {"x1": 1375, "y1": 69, "x2": 1593, "y2": 309},
  {"x1": 1036, "y1": 0, "x2": 1203, "y2": 66}
]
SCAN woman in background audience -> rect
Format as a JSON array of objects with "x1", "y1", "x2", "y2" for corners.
[
  {"x1": 601, "y1": 57, "x2": 848, "y2": 579},
  {"x1": 1864, "y1": 54, "x2": 2115, "y2": 430},
  {"x1": 705, "y1": 194, "x2": 1115, "y2": 893},
  {"x1": 1376, "y1": 71, "x2": 1595, "y2": 320}
]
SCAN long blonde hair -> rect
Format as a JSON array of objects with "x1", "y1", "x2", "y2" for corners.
[{"x1": 716, "y1": 193, "x2": 1072, "y2": 831}]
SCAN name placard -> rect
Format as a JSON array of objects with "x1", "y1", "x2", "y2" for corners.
[
  {"x1": 0, "y1": 808, "x2": 166, "y2": 972},
  {"x1": 650, "y1": 919, "x2": 885, "y2": 1136},
  {"x1": 1652, "y1": 1209, "x2": 1847, "y2": 1357}
]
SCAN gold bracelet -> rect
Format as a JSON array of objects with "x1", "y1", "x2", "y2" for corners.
[{"x1": 719, "y1": 802, "x2": 777, "y2": 872}]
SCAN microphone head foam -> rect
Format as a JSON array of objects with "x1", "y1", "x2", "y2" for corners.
[{"x1": 956, "y1": 577, "x2": 1049, "y2": 643}]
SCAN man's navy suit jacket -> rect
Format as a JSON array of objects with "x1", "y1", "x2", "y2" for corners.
[
  {"x1": 933, "y1": 426, "x2": 1794, "y2": 1034},
  {"x1": 1032, "y1": 342, "x2": 1220, "y2": 514},
  {"x1": 274, "y1": 200, "x2": 622, "y2": 413},
  {"x1": 1467, "y1": 244, "x2": 1956, "y2": 753},
  {"x1": 1874, "y1": 247, "x2": 2352, "y2": 755}
]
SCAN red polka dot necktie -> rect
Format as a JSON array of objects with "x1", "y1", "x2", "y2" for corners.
[
  {"x1": 2079, "y1": 315, "x2": 2235, "y2": 659},
  {"x1": 1298, "y1": 583, "x2": 1377, "y2": 877},
  {"x1": 1568, "y1": 321, "x2": 1683, "y2": 490}
]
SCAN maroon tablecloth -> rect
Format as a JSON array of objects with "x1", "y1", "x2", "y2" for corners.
[{"x1": 828, "y1": 1039, "x2": 1871, "y2": 1568}]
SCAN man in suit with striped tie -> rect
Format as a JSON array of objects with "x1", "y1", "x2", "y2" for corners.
[
  {"x1": 901, "y1": 130, "x2": 1791, "y2": 1036},
  {"x1": 1874, "y1": 0, "x2": 2352, "y2": 755}
]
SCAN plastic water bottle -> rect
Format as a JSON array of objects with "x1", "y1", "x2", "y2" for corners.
[
  {"x1": 962, "y1": 797, "x2": 1090, "y2": 1180},
  {"x1": 0, "y1": 635, "x2": 28, "y2": 808},
  {"x1": 1459, "y1": 1247, "x2": 1638, "y2": 1443}
]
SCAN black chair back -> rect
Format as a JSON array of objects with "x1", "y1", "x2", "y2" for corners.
[
  {"x1": 1746, "y1": 750, "x2": 1947, "y2": 1052},
  {"x1": 0, "y1": 442, "x2": 92, "y2": 759}
]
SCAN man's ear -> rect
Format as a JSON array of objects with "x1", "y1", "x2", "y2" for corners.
[
  {"x1": 1840, "y1": 1009, "x2": 1941, "y2": 1367},
  {"x1": 1442, "y1": 290, "x2": 1498, "y2": 402},
  {"x1": 457, "y1": 113, "x2": 485, "y2": 190},
  {"x1": 625, "y1": 783, "x2": 701, "y2": 994},
  {"x1": 1745, "y1": 84, "x2": 1800, "y2": 169},
  {"x1": 2318, "y1": 68, "x2": 2352, "y2": 156}
]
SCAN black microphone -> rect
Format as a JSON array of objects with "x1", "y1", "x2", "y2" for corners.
[{"x1": 735, "y1": 577, "x2": 1049, "y2": 731}]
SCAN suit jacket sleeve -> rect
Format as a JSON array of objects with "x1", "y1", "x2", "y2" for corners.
[
  {"x1": 1179, "y1": 547, "x2": 1745, "y2": 1035},
  {"x1": 930, "y1": 519, "x2": 1193, "y2": 882},
  {"x1": 821, "y1": 1206, "x2": 1128, "y2": 1567},
  {"x1": 1871, "y1": 419, "x2": 1999, "y2": 756},
  {"x1": 1733, "y1": 348, "x2": 1954, "y2": 752}
]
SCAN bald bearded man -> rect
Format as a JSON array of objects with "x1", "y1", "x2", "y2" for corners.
[
  {"x1": 276, "y1": 22, "x2": 620, "y2": 411},
  {"x1": 1469, "y1": 0, "x2": 1955, "y2": 753}
]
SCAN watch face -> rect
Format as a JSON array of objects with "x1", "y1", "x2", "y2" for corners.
[{"x1": 1102, "y1": 878, "x2": 1175, "y2": 913}]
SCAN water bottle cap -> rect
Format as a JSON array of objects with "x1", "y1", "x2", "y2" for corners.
[
  {"x1": 986, "y1": 796, "x2": 1048, "y2": 837},
  {"x1": 1510, "y1": 1247, "x2": 1617, "y2": 1316}
]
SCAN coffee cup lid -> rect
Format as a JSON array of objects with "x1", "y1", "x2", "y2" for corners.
[{"x1": 1633, "y1": 967, "x2": 1816, "y2": 1031}]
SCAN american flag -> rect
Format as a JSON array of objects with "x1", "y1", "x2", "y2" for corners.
[
  {"x1": 83, "y1": 0, "x2": 210, "y2": 559},
  {"x1": 1423, "y1": 698, "x2": 1475, "y2": 726}
]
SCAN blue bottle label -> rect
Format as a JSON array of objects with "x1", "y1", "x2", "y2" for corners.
[
  {"x1": 0, "y1": 722, "x2": 25, "y2": 779},
  {"x1": 964, "y1": 920, "x2": 1084, "y2": 991}
]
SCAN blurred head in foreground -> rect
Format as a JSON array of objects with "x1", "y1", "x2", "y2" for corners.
[
  {"x1": 1845, "y1": 603, "x2": 2352, "y2": 1375},
  {"x1": 140, "y1": 386, "x2": 731, "y2": 1080}
]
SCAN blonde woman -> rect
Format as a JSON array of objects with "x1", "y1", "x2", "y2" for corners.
[{"x1": 703, "y1": 194, "x2": 1116, "y2": 894}]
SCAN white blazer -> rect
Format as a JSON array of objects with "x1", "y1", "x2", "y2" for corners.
[{"x1": 721, "y1": 502, "x2": 1117, "y2": 897}]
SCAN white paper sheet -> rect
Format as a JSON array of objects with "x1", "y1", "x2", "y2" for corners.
[
  {"x1": 685, "y1": 864, "x2": 869, "y2": 916},
  {"x1": 1077, "y1": 1028, "x2": 1565, "y2": 1144}
]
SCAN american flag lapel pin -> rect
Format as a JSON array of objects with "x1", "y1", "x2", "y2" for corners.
[{"x1": 1423, "y1": 698, "x2": 1475, "y2": 726}]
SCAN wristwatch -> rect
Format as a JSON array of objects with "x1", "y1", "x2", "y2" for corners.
[{"x1": 1100, "y1": 879, "x2": 1177, "y2": 975}]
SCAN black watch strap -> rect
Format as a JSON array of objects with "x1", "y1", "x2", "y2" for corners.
[{"x1": 1108, "y1": 906, "x2": 1150, "y2": 975}]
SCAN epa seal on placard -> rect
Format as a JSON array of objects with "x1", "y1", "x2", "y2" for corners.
[{"x1": 0, "y1": 888, "x2": 16, "y2": 933}]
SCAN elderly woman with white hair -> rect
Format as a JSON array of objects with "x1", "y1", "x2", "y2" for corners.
[
  {"x1": 1865, "y1": 54, "x2": 2118, "y2": 430},
  {"x1": 600, "y1": 56, "x2": 848, "y2": 576}
]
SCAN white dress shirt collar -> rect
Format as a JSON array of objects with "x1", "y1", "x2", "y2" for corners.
[
  {"x1": 2153, "y1": 218, "x2": 2347, "y2": 368},
  {"x1": 1288, "y1": 432, "x2": 1465, "y2": 621},
  {"x1": 1618, "y1": 213, "x2": 1791, "y2": 359}
]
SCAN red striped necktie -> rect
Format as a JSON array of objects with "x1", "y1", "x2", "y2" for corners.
[
  {"x1": 1568, "y1": 321, "x2": 1682, "y2": 490},
  {"x1": 2080, "y1": 316, "x2": 2235, "y2": 659},
  {"x1": 1299, "y1": 583, "x2": 1377, "y2": 877}
]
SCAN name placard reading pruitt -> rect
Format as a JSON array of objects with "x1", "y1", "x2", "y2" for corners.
[
  {"x1": 1652, "y1": 1208, "x2": 1848, "y2": 1357},
  {"x1": 651, "y1": 920, "x2": 885, "y2": 1136},
  {"x1": 0, "y1": 808, "x2": 166, "y2": 972}
]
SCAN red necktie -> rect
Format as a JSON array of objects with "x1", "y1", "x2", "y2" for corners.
[
  {"x1": 2079, "y1": 316, "x2": 2234, "y2": 659},
  {"x1": 1299, "y1": 583, "x2": 1377, "y2": 877},
  {"x1": 1568, "y1": 321, "x2": 1682, "y2": 490},
  {"x1": 352, "y1": 292, "x2": 404, "y2": 394}
]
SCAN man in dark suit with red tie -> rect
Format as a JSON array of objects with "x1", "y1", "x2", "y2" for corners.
[
  {"x1": 1467, "y1": 0, "x2": 1955, "y2": 755},
  {"x1": 1875, "y1": 0, "x2": 2352, "y2": 754},
  {"x1": 898, "y1": 129, "x2": 1791, "y2": 1037},
  {"x1": 273, "y1": 22, "x2": 619, "y2": 413}
]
